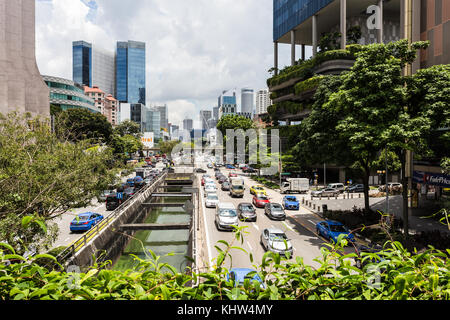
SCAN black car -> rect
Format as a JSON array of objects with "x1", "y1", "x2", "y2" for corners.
[
  {"x1": 221, "y1": 181, "x2": 231, "y2": 191},
  {"x1": 243, "y1": 166, "x2": 257, "y2": 173},
  {"x1": 195, "y1": 168, "x2": 207, "y2": 173},
  {"x1": 237, "y1": 203, "x2": 257, "y2": 222},
  {"x1": 264, "y1": 203, "x2": 286, "y2": 221},
  {"x1": 106, "y1": 193, "x2": 121, "y2": 211},
  {"x1": 353, "y1": 244, "x2": 384, "y2": 269},
  {"x1": 347, "y1": 184, "x2": 365, "y2": 193}
]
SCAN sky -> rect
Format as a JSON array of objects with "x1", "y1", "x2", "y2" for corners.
[{"x1": 35, "y1": 0, "x2": 298, "y2": 128}]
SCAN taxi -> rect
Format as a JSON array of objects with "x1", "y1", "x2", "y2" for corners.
[{"x1": 250, "y1": 185, "x2": 267, "y2": 196}]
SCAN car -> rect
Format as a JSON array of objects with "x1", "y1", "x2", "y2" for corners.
[
  {"x1": 204, "y1": 178, "x2": 215, "y2": 186},
  {"x1": 346, "y1": 184, "x2": 365, "y2": 193},
  {"x1": 311, "y1": 187, "x2": 340, "y2": 197},
  {"x1": 378, "y1": 182, "x2": 403, "y2": 193},
  {"x1": 226, "y1": 164, "x2": 236, "y2": 169},
  {"x1": 316, "y1": 220, "x2": 355, "y2": 245},
  {"x1": 226, "y1": 268, "x2": 265, "y2": 289},
  {"x1": 327, "y1": 183, "x2": 345, "y2": 193},
  {"x1": 215, "y1": 202, "x2": 238, "y2": 231},
  {"x1": 98, "y1": 189, "x2": 115, "y2": 202},
  {"x1": 70, "y1": 212, "x2": 104, "y2": 232},
  {"x1": 353, "y1": 244, "x2": 384, "y2": 269},
  {"x1": 207, "y1": 163, "x2": 214, "y2": 169},
  {"x1": 106, "y1": 193, "x2": 121, "y2": 211},
  {"x1": 252, "y1": 194, "x2": 270, "y2": 208},
  {"x1": 221, "y1": 181, "x2": 231, "y2": 191},
  {"x1": 205, "y1": 193, "x2": 219, "y2": 208},
  {"x1": 126, "y1": 178, "x2": 135, "y2": 187},
  {"x1": 123, "y1": 187, "x2": 136, "y2": 200},
  {"x1": 204, "y1": 184, "x2": 217, "y2": 195},
  {"x1": 237, "y1": 203, "x2": 257, "y2": 222},
  {"x1": 218, "y1": 176, "x2": 228, "y2": 184},
  {"x1": 228, "y1": 172, "x2": 238, "y2": 178},
  {"x1": 242, "y1": 166, "x2": 257, "y2": 173},
  {"x1": 195, "y1": 168, "x2": 207, "y2": 173},
  {"x1": 260, "y1": 228, "x2": 293, "y2": 257},
  {"x1": 282, "y1": 196, "x2": 299, "y2": 210},
  {"x1": 250, "y1": 185, "x2": 267, "y2": 196},
  {"x1": 264, "y1": 203, "x2": 286, "y2": 221}
]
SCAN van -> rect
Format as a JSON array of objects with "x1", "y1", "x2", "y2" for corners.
[
  {"x1": 327, "y1": 183, "x2": 345, "y2": 193},
  {"x1": 229, "y1": 177, "x2": 245, "y2": 198}
]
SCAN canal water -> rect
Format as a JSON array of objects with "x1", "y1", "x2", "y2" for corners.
[{"x1": 112, "y1": 195, "x2": 192, "y2": 273}]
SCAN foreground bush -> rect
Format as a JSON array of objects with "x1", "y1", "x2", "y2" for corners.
[{"x1": 0, "y1": 236, "x2": 449, "y2": 300}]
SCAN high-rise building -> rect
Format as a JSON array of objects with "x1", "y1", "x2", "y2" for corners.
[
  {"x1": 240, "y1": 88, "x2": 254, "y2": 114},
  {"x1": 116, "y1": 40, "x2": 146, "y2": 104},
  {"x1": 155, "y1": 104, "x2": 168, "y2": 130},
  {"x1": 72, "y1": 41, "x2": 92, "y2": 88},
  {"x1": 92, "y1": 47, "x2": 115, "y2": 97},
  {"x1": 145, "y1": 107, "x2": 161, "y2": 141},
  {"x1": 213, "y1": 106, "x2": 219, "y2": 120},
  {"x1": 200, "y1": 110, "x2": 212, "y2": 130},
  {"x1": 119, "y1": 103, "x2": 146, "y2": 132},
  {"x1": 0, "y1": 0, "x2": 49, "y2": 117},
  {"x1": 218, "y1": 90, "x2": 237, "y2": 119},
  {"x1": 256, "y1": 89, "x2": 272, "y2": 115},
  {"x1": 183, "y1": 118, "x2": 193, "y2": 131}
]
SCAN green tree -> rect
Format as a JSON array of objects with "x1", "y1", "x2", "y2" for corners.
[
  {"x1": 159, "y1": 140, "x2": 180, "y2": 156},
  {"x1": 54, "y1": 108, "x2": 113, "y2": 144},
  {"x1": 0, "y1": 112, "x2": 116, "y2": 254},
  {"x1": 113, "y1": 120, "x2": 142, "y2": 139},
  {"x1": 110, "y1": 134, "x2": 144, "y2": 160},
  {"x1": 217, "y1": 114, "x2": 255, "y2": 139}
]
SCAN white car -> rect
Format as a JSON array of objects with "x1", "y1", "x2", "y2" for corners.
[
  {"x1": 204, "y1": 184, "x2": 217, "y2": 196},
  {"x1": 260, "y1": 228, "x2": 293, "y2": 257},
  {"x1": 205, "y1": 193, "x2": 219, "y2": 208},
  {"x1": 215, "y1": 202, "x2": 238, "y2": 231}
]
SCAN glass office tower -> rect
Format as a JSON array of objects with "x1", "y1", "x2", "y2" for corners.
[
  {"x1": 72, "y1": 41, "x2": 92, "y2": 87},
  {"x1": 116, "y1": 41, "x2": 146, "y2": 104}
]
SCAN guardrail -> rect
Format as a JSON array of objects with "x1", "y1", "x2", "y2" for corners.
[{"x1": 55, "y1": 170, "x2": 168, "y2": 266}]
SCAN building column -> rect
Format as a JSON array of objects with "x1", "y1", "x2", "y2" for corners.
[
  {"x1": 301, "y1": 44, "x2": 306, "y2": 61},
  {"x1": 378, "y1": 0, "x2": 384, "y2": 43},
  {"x1": 274, "y1": 41, "x2": 279, "y2": 76},
  {"x1": 340, "y1": 0, "x2": 347, "y2": 49},
  {"x1": 291, "y1": 30, "x2": 296, "y2": 66},
  {"x1": 312, "y1": 15, "x2": 318, "y2": 56}
]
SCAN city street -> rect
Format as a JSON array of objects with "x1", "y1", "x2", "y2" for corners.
[{"x1": 198, "y1": 166, "x2": 362, "y2": 271}]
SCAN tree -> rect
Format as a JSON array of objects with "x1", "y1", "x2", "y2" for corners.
[
  {"x1": 113, "y1": 120, "x2": 142, "y2": 139},
  {"x1": 217, "y1": 114, "x2": 255, "y2": 139},
  {"x1": 159, "y1": 140, "x2": 180, "y2": 156},
  {"x1": 0, "y1": 112, "x2": 116, "y2": 254},
  {"x1": 110, "y1": 134, "x2": 144, "y2": 161},
  {"x1": 54, "y1": 108, "x2": 113, "y2": 144}
]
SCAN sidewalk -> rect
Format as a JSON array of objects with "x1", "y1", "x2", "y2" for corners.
[{"x1": 299, "y1": 193, "x2": 449, "y2": 235}]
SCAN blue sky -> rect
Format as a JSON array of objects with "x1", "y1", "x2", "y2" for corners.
[{"x1": 35, "y1": 0, "x2": 301, "y2": 127}]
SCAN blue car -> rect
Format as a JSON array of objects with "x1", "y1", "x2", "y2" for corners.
[
  {"x1": 226, "y1": 268, "x2": 265, "y2": 289},
  {"x1": 316, "y1": 220, "x2": 355, "y2": 245},
  {"x1": 70, "y1": 212, "x2": 104, "y2": 232},
  {"x1": 282, "y1": 196, "x2": 299, "y2": 210},
  {"x1": 126, "y1": 178, "x2": 135, "y2": 187},
  {"x1": 226, "y1": 164, "x2": 236, "y2": 169}
]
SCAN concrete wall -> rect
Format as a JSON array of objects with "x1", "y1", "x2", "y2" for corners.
[{"x1": 0, "y1": 0, "x2": 49, "y2": 117}]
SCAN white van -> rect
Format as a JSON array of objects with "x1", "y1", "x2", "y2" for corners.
[{"x1": 327, "y1": 183, "x2": 345, "y2": 193}]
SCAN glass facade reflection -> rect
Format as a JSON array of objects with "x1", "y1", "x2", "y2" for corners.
[
  {"x1": 116, "y1": 41, "x2": 146, "y2": 104},
  {"x1": 273, "y1": 0, "x2": 333, "y2": 41},
  {"x1": 72, "y1": 41, "x2": 92, "y2": 87}
]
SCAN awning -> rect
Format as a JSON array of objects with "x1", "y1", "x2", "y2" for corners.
[{"x1": 413, "y1": 171, "x2": 450, "y2": 188}]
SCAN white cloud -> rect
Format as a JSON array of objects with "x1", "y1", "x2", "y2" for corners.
[{"x1": 36, "y1": 0, "x2": 293, "y2": 127}]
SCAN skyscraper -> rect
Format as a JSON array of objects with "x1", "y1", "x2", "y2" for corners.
[
  {"x1": 116, "y1": 40, "x2": 146, "y2": 104},
  {"x1": 240, "y1": 88, "x2": 254, "y2": 114},
  {"x1": 256, "y1": 89, "x2": 272, "y2": 115},
  {"x1": 0, "y1": 0, "x2": 49, "y2": 116},
  {"x1": 183, "y1": 118, "x2": 193, "y2": 131},
  {"x1": 72, "y1": 41, "x2": 116, "y2": 97},
  {"x1": 156, "y1": 104, "x2": 168, "y2": 130},
  {"x1": 200, "y1": 110, "x2": 212, "y2": 130},
  {"x1": 218, "y1": 90, "x2": 237, "y2": 119},
  {"x1": 72, "y1": 41, "x2": 92, "y2": 88}
]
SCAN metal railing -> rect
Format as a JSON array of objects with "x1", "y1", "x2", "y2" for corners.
[{"x1": 55, "y1": 171, "x2": 168, "y2": 266}]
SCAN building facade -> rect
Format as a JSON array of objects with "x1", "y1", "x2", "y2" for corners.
[
  {"x1": 183, "y1": 118, "x2": 193, "y2": 131},
  {"x1": 145, "y1": 107, "x2": 161, "y2": 141},
  {"x1": 116, "y1": 41, "x2": 146, "y2": 104},
  {"x1": 240, "y1": 88, "x2": 254, "y2": 114},
  {"x1": 200, "y1": 110, "x2": 212, "y2": 130},
  {"x1": 72, "y1": 41, "x2": 92, "y2": 88},
  {"x1": 43, "y1": 75, "x2": 97, "y2": 113},
  {"x1": 155, "y1": 104, "x2": 168, "y2": 130},
  {"x1": 84, "y1": 85, "x2": 105, "y2": 114},
  {"x1": 104, "y1": 94, "x2": 118, "y2": 126},
  {"x1": 0, "y1": 0, "x2": 50, "y2": 117},
  {"x1": 218, "y1": 90, "x2": 237, "y2": 118},
  {"x1": 256, "y1": 89, "x2": 272, "y2": 115}
]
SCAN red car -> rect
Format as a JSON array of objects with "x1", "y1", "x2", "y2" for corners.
[
  {"x1": 229, "y1": 172, "x2": 238, "y2": 178},
  {"x1": 252, "y1": 194, "x2": 270, "y2": 208}
]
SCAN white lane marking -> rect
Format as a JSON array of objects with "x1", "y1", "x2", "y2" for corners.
[
  {"x1": 282, "y1": 221, "x2": 294, "y2": 232},
  {"x1": 247, "y1": 241, "x2": 253, "y2": 251},
  {"x1": 308, "y1": 219, "x2": 316, "y2": 226},
  {"x1": 94, "y1": 204, "x2": 103, "y2": 210},
  {"x1": 199, "y1": 176, "x2": 213, "y2": 269},
  {"x1": 253, "y1": 223, "x2": 260, "y2": 231}
]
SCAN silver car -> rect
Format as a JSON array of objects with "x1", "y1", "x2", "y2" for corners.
[
  {"x1": 260, "y1": 228, "x2": 293, "y2": 257},
  {"x1": 215, "y1": 202, "x2": 238, "y2": 231},
  {"x1": 311, "y1": 187, "x2": 340, "y2": 197},
  {"x1": 205, "y1": 193, "x2": 219, "y2": 208}
]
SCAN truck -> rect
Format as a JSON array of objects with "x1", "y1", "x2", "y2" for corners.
[
  {"x1": 229, "y1": 177, "x2": 245, "y2": 198},
  {"x1": 280, "y1": 178, "x2": 309, "y2": 194},
  {"x1": 135, "y1": 167, "x2": 152, "y2": 179}
]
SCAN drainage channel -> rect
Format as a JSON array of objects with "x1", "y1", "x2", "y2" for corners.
[{"x1": 111, "y1": 190, "x2": 193, "y2": 273}]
